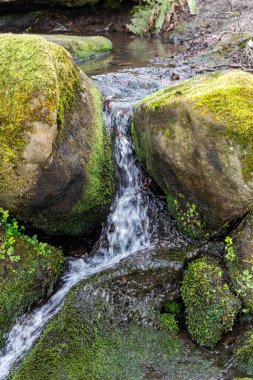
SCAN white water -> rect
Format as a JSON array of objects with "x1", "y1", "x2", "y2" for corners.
[{"x1": 0, "y1": 93, "x2": 151, "y2": 379}]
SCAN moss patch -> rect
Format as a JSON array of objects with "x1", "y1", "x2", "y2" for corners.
[
  {"x1": 0, "y1": 33, "x2": 80, "y2": 192},
  {"x1": 136, "y1": 70, "x2": 253, "y2": 175},
  {"x1": 181, "y1": 257, "x2": 241, "y2": 347},
  {"x1": 235, "y1": 330, "x2": 253, "y2": 376},
  {"x1": 42, "y1": 35, "x2": 113, "y2": 61},
  {"x1": 0, "y1": 216, "x2": 64, "y2": 348}
]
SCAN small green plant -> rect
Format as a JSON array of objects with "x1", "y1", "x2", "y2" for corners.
[
  {"x1": 163, "y1": 300, "x2": 181, "y2": 314},
  {"x1": 160, "y1": 313, "x2": 179, "y2": 333},
  {"x1": 167, "y1": 193, "x2": 208, "y2": 239},
  {"x1": 0, "y1": 208, "x2": 22, "y2": 262},
  {"x1": 0, "y1": 208, "x2": 55, "y2": 263},
  {"x1": 224, "y1": 236, "x2": 236, "y2": 261}
]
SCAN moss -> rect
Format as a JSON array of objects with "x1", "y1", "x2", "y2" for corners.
[
  {"x1": 166, "y1": 192, "x2": 209, "y2": 239},
  {"x1": 137, "y1": 70, "x2": 253, "y2": 176},
  {"x1": 0, "y1": 231, "x2": 64, "y2": 348},
  {"x1": 235, "y1": 330, "x2": 253, "y2": 376},
  {"x1": 0, "y1": 33, "x2": 80, "y2": 191},
  {"x1": 10, "y1": 277, "x2": 222, "y2": 380},
  {"x1": 42, "y1": 35, "x2": 113, "y2": 61},
  {"x1": 181, "y1": 258, "x2": 241, "y2": 347},
  {"x1": 43, "y1": 87, "x2": 116, "y2": 235}
]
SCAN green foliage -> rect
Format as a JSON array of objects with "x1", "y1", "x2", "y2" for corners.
[
  {"x1": 225, "y1": 236, "x2": 236, "y2": 261},
  {"x1": 0, "y1": 208, "x2": 64, "y2": 348},
  {"x1": 160, "y1": 313, "x2": 179, "y2": 334},
  {"x1": 235, "y1": 330, "x2": 253, "y2": 376},
  {"x1": 167, "y1": 193, "x2": 209, "y2": 239},
  {"x1": 181, "y1": 258, "x2": 241, "y2": 347},
  {"x1": 225, "y1": 235, "x2": 253, "y2": 313},
  {"x1": 128, "y1": 0, "x2": 199, "y2": 35},
  {"x1": 163, "y1": 300, "x2": 181, "y2": 314}
]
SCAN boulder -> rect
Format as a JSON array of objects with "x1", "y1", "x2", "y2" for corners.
[
  {"x1": 181, "y1": 257, "x2": 241, "y2": 347},
  {"x1": 0, "y1": 209, "x2": 64, "y2": 348},
  {"x1": 132, "y1": 70, "x2": 253, "y2": 237},
  {"x1": 0, "y1": 34, "x2": 116, "y2": 235},
  {"x1": 226, "y1": 213, "x2": 253, "y2": 311},
  {"x1": 10, "y1": 245, "x2": 229, "y2": 380},
  {"x1": 41, "y1": 35, "x2": 112, "y2": 61}
]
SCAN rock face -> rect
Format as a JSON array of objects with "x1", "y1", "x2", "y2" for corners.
[
  {"x1": 226, "y1": 213, "x2": 253, "y2": 310},
  {"x1": 10, "y1": 245, "x2": 228, "y2": 380},
  {"x1": 181, "y1": 257, "x2": 241, "y2": 347},
  {"x1": 41, "y1": 35, "x2": 112, "y2": 61},
  {"x1": 0, "y1": 34, "x2": 116, "y2": 236},
  {"x1": 132, "y1": 70, "x2": 253, "y2": 237}
]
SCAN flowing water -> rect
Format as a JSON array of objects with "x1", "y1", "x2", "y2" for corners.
[{"x1": 0, "y1": 65, "x2": 178, "y2": 379}]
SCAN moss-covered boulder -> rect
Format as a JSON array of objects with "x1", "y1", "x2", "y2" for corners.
[
  {"x1": 0, "y1": 209, "x2": 64, "y2": 348},
  {"x1": 181, "y1": 257, "x2": 241, "y2": 347},
  {"x1": 9, "y1": 246, "x2": 231, "y2": 380},
  {"x1": 41, "y1": 35, "x2": 112, "y2": 61},
  {"x1": 0, "y1": 34, "x2": 116, "y2": 235},
  {"x1": 133, "y1": 70, "x2": 253, "y2": 237},
  {"x1": 226, "y1": 214, "x2": 253, "y2": 311},
  {"x1": 234, "y1": 330, "x2": 253, "y2": 376}
]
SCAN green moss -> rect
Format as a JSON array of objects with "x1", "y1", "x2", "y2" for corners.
[
  {"x1": 167, "y1": 192, "x2": 209, "y2": 239},
  {"x1": 0, "y1": 223, "x2": 64, "y2": 348},
  {"x1": 10, "y1": 276, "x2": 223, "y2": 380},
  {"x1": 235, "y1": 330, "x2": 253, "y2": 376},
  {"x1": 181, "y1": 258, "x2": 241, "y2": 347},
  {"x1": 44, "y1": 87, "x2": 116, "y2": 235},
  {"x1": 42, "y1": 35, "x2": 113, "y2": 61},
  {"x1": 0, "y1": 33, "x2": 80, "y2": 191},
  {"x1": 137, "y1": 70, "x2": 253, "y2": 176}
]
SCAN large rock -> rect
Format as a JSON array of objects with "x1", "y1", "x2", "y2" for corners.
[
  {"x1": 181, "y1": 257, "x2": 241, "y2": 347},
  {"x1": 132, "y1": 70, "x2": 253, "y2": 237},
  {"x1": 10, "y1": 245, "x2": 231, "y2": 380},
  {"x1": 41, "y1": 35, "x2": 112, "y2": 61},
  {"x1": 226, "y1": 213, "x2": 253, "y2": 310},
  {"x1": 0, "y1": 34, "x2": 116, "y2": 235},
  {"x1": 0, "y1": 209, "x2": 64, "y2": 348}
]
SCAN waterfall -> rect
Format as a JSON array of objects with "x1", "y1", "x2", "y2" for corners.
[{"x1": 0, "y1": 68, "x2": 169, "y2": 379}]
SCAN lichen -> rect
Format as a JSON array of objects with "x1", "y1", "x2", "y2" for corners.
[{"x1": 181, "y1": 257, "x2": 241, "y2": 347}]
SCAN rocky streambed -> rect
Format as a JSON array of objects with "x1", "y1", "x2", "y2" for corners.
[{"x1": 0, "y1": 25, "x2": 253, "y2": 380}]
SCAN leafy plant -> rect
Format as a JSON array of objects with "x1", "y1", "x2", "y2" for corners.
[
  {"x1": 224, "y1": 236, "x2": 236, "y2": 262},
  {"x1": 127, "y1": 0, "x2": 199, "y2": 36},
  {"x1": 160, "y1": 313, "x2": 179, "y2": 333}
]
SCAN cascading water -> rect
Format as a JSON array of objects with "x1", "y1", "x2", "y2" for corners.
[{"x1": 0, "y1": 68, "x2": 175, "y2": 379}]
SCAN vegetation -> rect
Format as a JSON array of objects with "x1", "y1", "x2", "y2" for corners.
[
  {"x1": 0, "y1": 33, "x2": 80, "y2": 192},
  {"x1": 225, "y1": 234, "x2": 253, "y2": 313},
  {"x1": 0, "y1": 208, "x2": 64, "y2": 348},
  {"x1": 128, "y1": 0, "x2": 198, "y2": 36},
  {"x1": 167, "y1": 193, "x2": 209, "y2": 239},
  {"x1": 42, "y1": 35, "x2": 112, "y2": 61},
  {"x1": 181, "y1": 258, "x2": 241, "y2": 347},
  {"x1": 235, "y1": 330, "x2": 253, "y2": 376}
]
